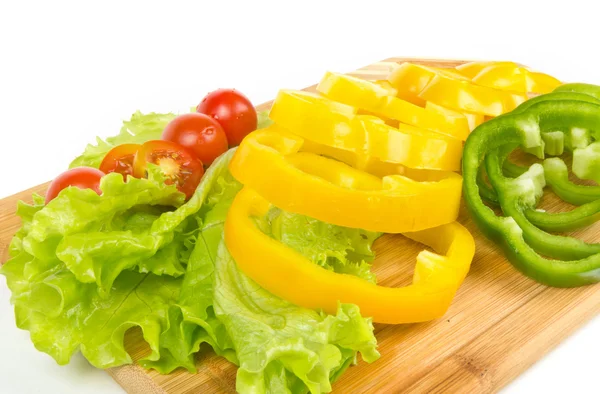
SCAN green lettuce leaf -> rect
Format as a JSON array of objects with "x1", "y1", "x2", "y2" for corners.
[
  {"x1": 23, "y1": 150, "x2": 236, "y2": 295},
  {"x1": 69, "y1": 111, "x2": 177, "y2": 169},
  {"x1": 24, "y1": 169, "x2": 184, "y2": 292},
  {"x1": 214, "y1": 242, "x2": 379, "y2": 394},
  {"x1": 1, "y1": 149, "x2": 237, "y2": 370},
  {"x1": 256, "y1": 208, "x2": 380, "y2": 283},
  {"x1": 257, "y1": 109, "x2": 274, "y2": 130},
  {"x1": 143, "y1": 167, "x2": 243, "y2": 373}
]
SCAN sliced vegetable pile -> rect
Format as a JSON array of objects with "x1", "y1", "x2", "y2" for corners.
[
  {"x1": 464, "y1": 83, "x2": 600, "y2": 287},
  {"x1": 226, "y1": 87, "x2": 475, "y2": 324},
  {"x1": 219, "y1": 61, "x2": 560, "y2": 329},
  {"x1": 0, "y1": 60, "x2": 572, "y2": 393}
]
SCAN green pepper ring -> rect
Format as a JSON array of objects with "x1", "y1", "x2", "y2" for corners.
[{"x1": 463, "y1": 84, "x2": 600, "y2": 287}]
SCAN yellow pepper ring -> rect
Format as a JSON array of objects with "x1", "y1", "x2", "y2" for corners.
[
  {"x1": 300, "y1": 137, "x2": 454, "y2": 181},
  {"x1": 387, "y1": 62, "x2": 471, "y2": 106},
  {"x1": 425, "y1": 101, "x2": 484, "y2": 132},
  {"x1": 419, "y1": 74, "x2": 529, "y2": 117},
  {"x1": 269, "y1": 91, "x2": 463, "y2": 171},
  {"x1": 373, "y1": 80, "x2": 398, "y2": 96},
  {"x1": 472, "y1": 64, "x2": 562, "y2": 94},
  {"x1": 455, "y1": 60, "x2": 518, "y2": 79},
  {"x1": 224, "y1": 187, "x2": 475, "y2": 324},
  {"x1": 316, "y1": 72, "x2": 470, "y2": 141},
  {"x1": 229, "y1": 128, "x2": 463, "y2": 233}
]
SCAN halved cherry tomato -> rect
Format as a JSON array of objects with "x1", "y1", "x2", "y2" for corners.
[
  {"x1": 45, "y1": 167, "x2": 105, "y2": 204},
  {"x1": 196, "y1": 89, "x2": 257, "y2": 146},
  {"x1": 162, "y1": 113, "x2": 228, "y2": 165},
  {"x1": 99, "y1": 143, "x2": 141, "y2": 177},
  {"x1": 133, "y1": 140, "x2": 204, "y2": 199}
]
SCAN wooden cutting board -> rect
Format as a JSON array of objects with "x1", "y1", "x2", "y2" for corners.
[{"x1": 2, "y1": 57, "x2": 600, "y2": 394}]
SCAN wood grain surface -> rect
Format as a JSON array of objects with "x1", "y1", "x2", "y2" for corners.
[{"x1": 2, "y1": 57, "x2": 599, "y2": 394}]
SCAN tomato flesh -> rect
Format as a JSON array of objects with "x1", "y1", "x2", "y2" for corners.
[
  {"x1": 162, "y1": 113, "x2": 228, "y2": 165},
  {"x1": 45, "y1": 167, "x2": 105, "y2": 204},
  {"x1": 99, "y1": 144, "x2": 141, "y2": 177},
  {"x1": 196, "y1": 88, "x2": 257, "y2": 146},
  {"x1": 133, "y1": 140, "x2": 204, "y2": 199}
]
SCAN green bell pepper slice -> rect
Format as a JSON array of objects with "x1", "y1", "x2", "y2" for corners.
[
  {"x1": 485, "y1": 145, "x2": 600, "y2": 260},
  {"x1": 463, "y1": 88, "x2": 600, "y2": 287},
  {"x1": 475, "y1": 91, "x2": 600, "y2": 205}
]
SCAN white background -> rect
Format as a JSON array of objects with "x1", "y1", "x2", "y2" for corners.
[{"x1": 1, "y1": 1, "x2": 600, "y2": 393}]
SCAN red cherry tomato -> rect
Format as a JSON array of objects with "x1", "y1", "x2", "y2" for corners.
[
  {"x1": 45, "y1": 167, "x2": 105, "y2": 204},
  {"x1": 196, "y1": 89, "x2": 258, "y2": 146},
  {"x1": 133, "y1": 140, "x2": 204, "y2": 199},
  {"x1": 161, "y1": 113, "x2": 228, "y2": 165},
  {"x1": 99, "y1": 144, "x2": 141, "y2": 177}
]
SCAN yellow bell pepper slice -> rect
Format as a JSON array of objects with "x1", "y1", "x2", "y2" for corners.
[
  {"x1": 229, "y1": 128, "x2": 463, "y2": 233},
  {"x1": 419, "y1": 74, "x2": 529, "y2": 117},
  {"x1": 268, "y1": 89, "x2": 355, "y2": 135},
  {"x1": 374, "y1": 80, "x2": 398, "y2": 96},
  {"x1": 224, "y1": 187, "x2": 475, "y2": 324},
  {"x1": 301, "y1": 137, "x2": 453, "y2": 181},
  {"x1": 425, "y1": 101, "x2": 484, "y2": 132},
  {"x1": 317, "y1": 72, "x2": 390, "y2": 110},
  {"x1": 387, "y1": 62, "x2": 469, "y2": 106},
  {"x1": 269, "y1": 92, "x2": 463, "y2": 171},
  {"x1": 357, "y1": 109, "x2": 399, "y2": 127},
  {"x1": 455, "y1": 61, "x2": 518, "y2": 79},
  {"x1": 381, "y1": 95, "x2": 470, "y2": 141},
  {"x1": 365, "y1": 120, "x2": 462, "y2": 171},
  {"x1": 472, "y1": 64, "x2": 562, "y2": 94},
  {"x1": 316, "y1": 72, "x2": 470, "y2": 140}
]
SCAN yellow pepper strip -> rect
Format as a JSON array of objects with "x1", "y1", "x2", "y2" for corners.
[
  {"x1": 419, "y1": 74, "x2": 529, "y2": 117},
  {"x1": 229, "y1": 128, "x2": 463, "y2": 233},
  {"x1": 224, "y1": 187, "x2": 475, "y2": 324},
  {"x1": 301, "y1": 137, "x2": 453, "y2": 181},
  {"x1": 525, "y1": 72, "x2": 562, "y2": 94},
  {"x1": 472, "y1": 64, "x2": 562, "y2": 94},
  {"x1": 430, "y1": 66, "x2": 468, "y2": 79},
  {"x1": 373, "y1": 80, "x2": 398, "y2": 96},
  {"x1": 357, "y1": 109, "x2": 399, "y2": 127},
  {"x1": 268, "y1": 89, "x2": 354, "y2": 133},
  {"x1": 425, "y1": 101, "x2": 484, "y2": 132},
  {"x1": 269, "y1": 92, "x2": 463, "y2": 171},
  {"x1": 455, "y1": 61, "x2": 518, "y2": 79},
  {"x1": 317, "y1": 72, "x2": 390, "y2": 111},
  {"x1": 365, "y1": 120, "x2": 462, "y2": 171},
  {"x1": 387, "y1": 62, "x2": 470, "y2": 106},
  {"x1": 316, "y1": 72, "x2": 470, "y2": 140},
  {"x1": 382, "y1": 96, "x2": 470, "y2": 141}
]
